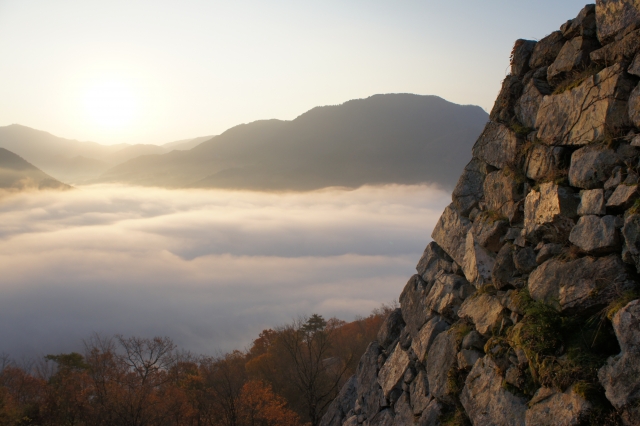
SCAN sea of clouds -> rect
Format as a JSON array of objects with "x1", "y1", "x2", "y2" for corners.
[{"x1": 0, "y1": 184, "x2": 450, "y2": 358}]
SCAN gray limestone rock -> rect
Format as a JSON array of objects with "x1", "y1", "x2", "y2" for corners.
[
  {"x1": 458, "y1": 293, "x2": 506, "y2": 336},
  {"x1": 461, "y1": 356, "x2": 527, "y2": 426},
  {"x1": 490, "y1": 75, "x2": 524, "y2": 124},
  {"x1": 472, "y1": 122, "x2": 522, "y2": 170},
  {"x1": 591, "y1": 28, "x2": 640, "y2": 65},
  {"x1": 516, "y1": 78, "x2": 551, "y2": 129},
  {"x1": 578, "y1": 188, "x2": 606, "y2": 215},
  {"x1": 524, "y1": 182, "x2": 579, "y2": 243},
  {"x1": 368, "y1": 409, "x2": 394, "y2": 426},
  {"x1": 524, "y1": 144, "x2": 567, "y2": 181},
  {"x1": 457, "y1": 349, "x2": 482, "y2": 370},
  {"x1": 452, "y1": 159, "x2": 489, "y2": 216},
  {"x1": 484, "y1": 170, "x2": 526, "y2": 220},
  {"x1": 462, "y1": 330, "x2": 487, "y2": 351},
  {"x1": 569, "y1": 144, "x2": 621, "y2": 189},
  {"x1": 415, "y1": 242, "x2": 453, "y2": 285},
  {"x1": 629, "y1": 83, "x2": 640, "y2": 128},
  {"x1": 605, "y1": 167, "x2": 624, "y2": 191},
  {"x1": 319, "y1": 375, "x2": 358, "y2": 426},
  {"x1": 596, "y1": 0, "x2": 640, "y2": 44},
  {"x1": 561, "y1": 4, "x2": 597, "y2": 39},
  {"x1": 392, "y1": 392, "x2": 414, "y2": 425},
  {"x1": 377, "y1": 308, "x2": 405, "y2": 352},
  {"x1": 569, "y1": 215, "x2": 620, "y2": 253},
  {"x1": 417, "y1": 399, "x2": 442, "y2": 426},
  {"x1": 343, "y1": 416, "x2": 358, "y2": 426},
  {"x1": 378, "y1": 344, "x2": 411, "y2": 399},
  {"x1": 548, "y1": 36, "x2": 599, "y2": 82},
  {"x1": 528, "y1": 255, "x2": 633, "y2": 313},
  {"x1": 536, "y1": 64, "x2": 634, "y2": 146},
  {"x1": 409, "y1": 369, "x2": 430, "y2": 416},
  {"x1": 462, "y1": 231, "x2": 496, "y2": 286},
  {"x1": 426, "y1": 330, "x2": 459, "y2": 401},
  {"x1": 525, "y1": 387, "x2": 592, "y2": 426},
  {"x1": 607, "y1": 184, "x2": 640, "y2": 211},
  {"x1": 470, "y1": 214, "x2": 509, "y2": 253},
  {"x1": 492, "y1": 244, "x2": 518, "y2": 289},
  {"x1": 599, "y1": 299, "x2": 640, "y2": 424},
  {"x1": 529, "y1": 31, "x2": 566, "y2": 69},
  {"x1": 357, "y1": 342, "x2": 383, "y2": 420},
  {"x1": 425, "y1": 272, "x2": 475, "y2": 321},
  {"x1": 514, "y1": 246, "x2": 538, "y2": 273},
  {"x1": 431, "y1": 204, "x2": 472, "y2": 266},
  {"x1": 411, "y1": 316, "x2": 450, "y2": 363},
  {"x1": 629, "y1": 53, "x2": 640, "y2": 77},
  {"x1": 536, "y1": 243, "x2": 563, "y2": 264},
  {"x1": 511, "y1": 39, "x2": 537, "y2": 78},
  {"x1": 400, "y1": 275, "x2": 431, "y2": 340}
]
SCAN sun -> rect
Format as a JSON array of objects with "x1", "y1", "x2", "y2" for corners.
[{"x1": 83, "y1": 79, "x2": 138, "y2": 129}]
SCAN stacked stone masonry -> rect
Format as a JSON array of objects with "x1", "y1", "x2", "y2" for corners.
[{"x1": 320, "y1": 2, "x2": 640, "y2": 425}]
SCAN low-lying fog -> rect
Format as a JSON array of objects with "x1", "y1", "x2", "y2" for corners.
[{"x1": 0, "y1": 184, "x2": 450, "y2": 358}]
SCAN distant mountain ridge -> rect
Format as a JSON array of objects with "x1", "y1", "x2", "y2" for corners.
[
  {"x1": 0, "y1": 125, "x2": 214, "y2": 184},
  {"x1": 98, "y1": 94, "x2": 488, "y2": 191},
  {"x1": 0, "y1": 148, "x2": 71, "y2": 191}
]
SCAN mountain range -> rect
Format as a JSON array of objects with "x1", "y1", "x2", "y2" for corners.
[
  {"x1": 0, "y1": 148, "x2": 71, "y2": 191},
  {"x1": 0, "y1": 94, "x2": 488, "y2": 191}
]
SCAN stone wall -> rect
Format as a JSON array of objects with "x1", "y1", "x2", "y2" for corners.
[{"x1": 320, "y1": 2, "x2": 640, "y2": 425}]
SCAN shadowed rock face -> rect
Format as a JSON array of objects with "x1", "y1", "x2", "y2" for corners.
[{"x1": 320, "y1": 3, "x2": 640, "y2": 426}]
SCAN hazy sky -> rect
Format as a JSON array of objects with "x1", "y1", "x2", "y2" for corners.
[
  {"x1": 0, "y1": 184, "x2": 449, "y2": 357},
  {"x1": 0, "y1": 0, "x2": 589, "y2": 145}
]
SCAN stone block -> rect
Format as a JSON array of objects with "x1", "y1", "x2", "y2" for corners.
[{"x1": 578, "y1": 189, "x2": 606, "y2": 215}]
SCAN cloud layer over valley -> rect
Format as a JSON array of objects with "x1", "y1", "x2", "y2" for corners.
[{"x1": 0, "y1": 184, "x2": 449, "y2": 358}]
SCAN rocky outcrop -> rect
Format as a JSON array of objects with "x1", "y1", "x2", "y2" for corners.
[{"x1": 321, "y1": 3, "x2": 640, "y2": 425}]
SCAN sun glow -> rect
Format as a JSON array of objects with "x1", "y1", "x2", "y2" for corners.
[{"x1": 83, "y1": 79, "x2": 138, "y2": 129}]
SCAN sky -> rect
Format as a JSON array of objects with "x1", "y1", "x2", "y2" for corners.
[
  {"x1": 0, "y1": 184, "x2": 449, "y2": 357},
  {"x1": 0, "y1": 0, "x2": 591, "y2": 145}
]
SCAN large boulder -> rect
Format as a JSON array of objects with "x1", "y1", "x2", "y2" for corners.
[
  {"x1": 577, "y1": 188, "x2": 606, "y2": 215},
  {"x1": 524, "y1": 144, "x2": 567, "y2": 181},
  {"x1": 607, "y1": 184, "x2": 640, "y2": 211},
  {"x1": 568, "y1": 144, "x2": 621, "y2": 189},
  {"x1": 357, "y1": 342, "x2": 383, "y2": 420},
  {"x1": 511, "y1": 39, "x2": 537, "y2": 78},
  {"x1": 319, "y1": 375, "x2": 358, "y2": 426},
  {"x1": 377, "y1": 343, "x2": 411, "y2": 399},
  {"x1": 568, "y1": 215, "x2": 620, "y2": 253},
  {"x1": 596, "y1": 0, "x2": 640, "y2": 44},
  {"x1": 460, "y1": 356, "x2": 527, "y2": 426},
  {"x1": 416, "y1": 242, "x2": 453, "y2": 285},
  {"x1": 368, "y1": 409, "x2": 394, "y2": 426},
  {"x1": 528, "y1": 255, "x2": 633, "y2": 313},
  {"x1": 425, "y1": 272, "x2": 475, "y2": 320},
  {"x1": 525, "y1": 387, "x2": 592, "y2": 426},
  {"x1": 515, "y1": 77, "x2": 552, "y2": 129},
  {"x1": 400, "y1": 275, "x2": 431, "y2": 340},
  {"x1": 492, "y1": 243, "x2": 518, "y2": 289},
  {"x1": 458, "y1": 294, "x2": 506, "y2": 336},
  {"x1": 548, "y1": 36, "x2": 599, "y2": 82},
  {"x1": 426, "y1": 330, "x2": 459, "y2": 401},
  {"x1": 377, "y1": 308, "x2": 405, "y2": 351},
  {"x1": 490, "y1": 75, "x2": 524, "y2": 124},
  {"x1": 462, "y1": 232, "x2": 496, "y2": 286},
  {"x1": 591, "y1": 28, "x2": 640, "y2": 65},
  {"x1": 472, "y1": 122, "x2": 522, "y2": 170},
  {"x1": 599, "y1": 299, "x2": 640, "y2": 424},
  {"x1": 628, "y1": 83, "x2": 640, "y2": 128},
  {"x1": 561, "y1": 4, "x2": 597, "y2": 39},
  {"x1": 536, "y1": 64, "x2": 634, "y2": 146},
  {"x1": 418, "y1": 399, "x2": 443, "y2": 426},
  {"x1": 431, "y1": 205, "x2": 472, "y2": 266},
  {"x1": 469, "y1": 214, "x2": 509, "y2": 253},
  {"x1": 409, "y1": 369, "x2": 431, "y2": 416},
  {"x1": 484, "y1": 170, "x2": 526, "y2": 220},
  {"x1": 524, "y1": 182, "x2": 579, "y2": 242},
  {"x1": 411, "y1": 316, "x2": 450, "y2": 363},
  {"x1": 452, "y1": 159, "x2": 489, "y2": 216},
  {"x1": 529, "y1": 31, "x2": 566, "y2": 69}
]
